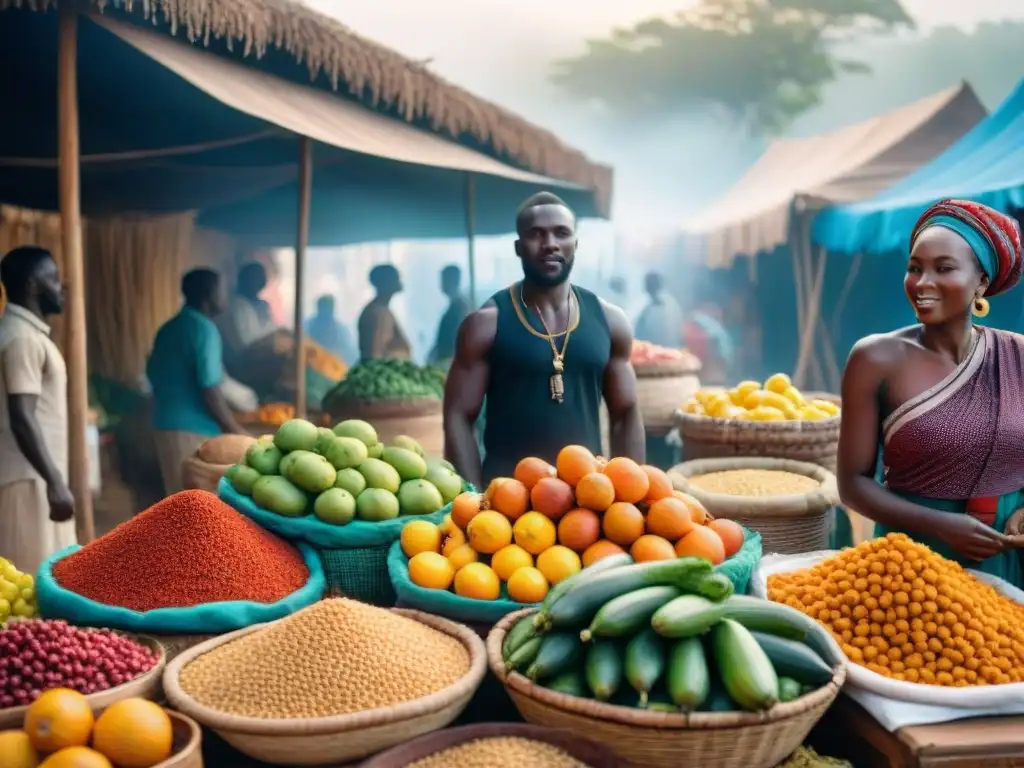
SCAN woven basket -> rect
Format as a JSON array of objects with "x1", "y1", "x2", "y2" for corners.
[
  {"x1": 159, "y1": 710, "x2": 204, "y2": 768},
  {"x1": 670, "y1": 457, "x2": 839, "y2": 555},
  {"x1": 162, "y1": 608, "x2": 487, "y2": 766},
  {"x1": 0, "y1": 634, "x2": 166, "y2": 728},
  {"x1": 488, "y1": 609, "x2": 846, "y2": 768},
  {"x1": 634, "y1": 359, "x2": 702, "y2": 436},
  {"x1": 181, "y1": 456, "x2": 232, "y2": 494},
  {"x1": 150, "y1": 633, "x2": 220, "y2": 664},
  {"x1": 325, "y1": 397, "x2": 444, "y2": 456}
]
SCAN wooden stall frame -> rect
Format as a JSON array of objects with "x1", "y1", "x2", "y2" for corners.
[{"x1": 292, "y1": 136, "x2": 312, "y2": 418}]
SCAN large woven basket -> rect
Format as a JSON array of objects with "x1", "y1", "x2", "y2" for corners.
[
  {"x1": 670, "y1": 457, "x2": 839, "y2": 555},
  {"x1": 181, "y1": 456, "x2": 232, "y2": 494},
  {"x1": 162, "y1": 608, "x2": 487, "y2": 765},
  {"x1": 487, "y1": 609, "x2": 845, "y2": 768},
  {"x1": 634, "y1": 359, "x2": 701, "y2": 435},
  {"x1": 325, "y1": 397, "x2": 444, "y2": 456}
]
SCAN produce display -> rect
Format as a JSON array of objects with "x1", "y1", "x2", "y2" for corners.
[
  {"x1": 0, "y1": 620, "x2": 159, "y2": 708},
  {"x1": 403, "y1": 447, "x2": 745, "y2": 604},
  {"x1": 1, "y1": 690, "x2": 174, "y2": 768},
  {"x1": 407, "y1": 736, "x2": 588, "y2": 768},
  {"x1": 305, "y1": 339, "x2": 347, "y2": 381},
  {"x1": 195, "y1": 434, "x2": 255, "y2": 466},
  {"x1": 242, "y1": 402, "x2": 296, "y2": 427},
  {"x1": 178, "y1": 598, "x2": 469, "y2": 719},
  {"x1": 630, "y1": 341, "x2": 700, "y2": 368},
  {"x1": 52, "y1": 490, "x2": 308, "y2": 610},
  {"x1": 778, "y1": 747, "x2": 851, "y2": 768},
  {"x1": 323, "y1": 358, "x2": 446, "y2": 402},
  {"x1": 768, "y1": 533, "x2": 1024, "y2": 687},
  {"x1": 502, "y1": 556, "x2": 836, "y2": 713},
  {"x1": 687, "y1": 469, "x2": 821, "y2": 497},
  {"x1": 681, "y1": 373, "x2": 841, "y2": 422},
  {"x1": 224, "y1": 418, "x2": 464, "y2": 524},
  {"x1": 0, "y1": 558, "x2": 38, "y2": 625}
]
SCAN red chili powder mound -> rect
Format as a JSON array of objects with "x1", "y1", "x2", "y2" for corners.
[{"x1": 53, "y1": 490, "x2": 309, "y2": 611}]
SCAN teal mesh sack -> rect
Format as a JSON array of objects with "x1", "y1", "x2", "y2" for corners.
[
  {"x1": 719, "y1": 529, "x2": 763, "y2": 595},
  {"x1": 388, "y1": 540, "x2": 538, "y2": 625},
  {"x1": 36, "y1": 542, "x2": 325, "y2": 634}
]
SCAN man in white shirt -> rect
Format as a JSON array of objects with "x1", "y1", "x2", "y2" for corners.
[
  {"x1": 0, "y1": 246, "x2": 77, "y2": 576},
  {"x1": 634, "y1": 271, "x2": 683, "y2": 349},
  {"x1": 218, "y1": 262, "x2": 278, "y2": 373}
]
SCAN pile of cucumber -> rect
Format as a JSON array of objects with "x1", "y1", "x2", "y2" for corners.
[{"x1": 500, "y1": 554, "x2": 837, "y2": 714}]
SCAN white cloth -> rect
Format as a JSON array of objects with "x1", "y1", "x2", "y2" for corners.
[
  {"x1": 0, "y1": 478, "x2": 77, "y2": 577},
  {"x1": 634, "y1": 293, "x2": 684, "y2": 348},
  {"x1": 217, "y1": 295, "x2": 276, "y2": 360}
]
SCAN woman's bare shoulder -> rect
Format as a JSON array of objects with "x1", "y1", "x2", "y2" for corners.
[{"x1": 848, "y1": 326, "x2": 919, "y2": 368}]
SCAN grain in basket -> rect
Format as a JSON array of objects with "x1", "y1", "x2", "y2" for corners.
[
  {"x1": 689, "y1": 469, "x2": 820, "y2": 497},
  {"x1": 407, "y1": 736, "x2": 589, "y2": 768}
]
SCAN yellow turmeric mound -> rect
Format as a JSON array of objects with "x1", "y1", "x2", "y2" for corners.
[{"x1": 768, "y1": 533, "x2": 1024, "y2": 686}]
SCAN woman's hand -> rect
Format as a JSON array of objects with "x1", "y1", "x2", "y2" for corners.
[{"x1": 935, "y1": 513, "x2": 1011, "y2": 561}]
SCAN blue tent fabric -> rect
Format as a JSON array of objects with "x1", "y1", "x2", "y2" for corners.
[{"x1": 813, "y1": 79, "x2": 1024, "y2": 256}]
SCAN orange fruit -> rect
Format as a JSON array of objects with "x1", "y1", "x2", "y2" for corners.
[
  {"x1": 556, "y1": 445, "x2": 598, "y2": 486},
  {"x1": 602, "y1": 457, "x2": 650, "y2": 504},
  {"x1": 39, "y1": 748, "x2": 111, "y2": 768},
  {"x1": 506, "y1": 567, "x2": 549, "y2": 603},
  {"x1": 454, "y1": 562, "x2": 501, "y2": 600},
  {"x1": 446, "y1": 543, "x2": 479, "y2": 571},
  {"x1": 530, "y1": 477, "x2": 575, "y2": 521},
  {"x1": 630, "y1": 534, "x2": 677, "y2": 562},
  {"x1": 642, "y1": 465, "x2": 674, "y2": 502},
  {"x1": 450, "y1": 492, "x2": 483, "y2": 529},
  {"x1": 674, "y1": 526, "x2": 726, "y2": 565},
  {"x1": 514, "y1": 457, "x2": 556, "y2": 490},
  {"x1": 512, "y1": 512, "x2": 558, "y2": 555},
  {"x1": 582, "y1": 539, "x2": 626, "y2": 567},
  {"x1": 24, "y1": 689, "x2": 94, "y2": 754},
  {"x1": 400, "y1": 520, "x2": 442, "y2": 557},
  {"x1": 674, "y1": 491, "x2": 709, "y2": 525},
  {"x1": 594, "y1": 455, "x2": 609, "y2": 472},
  {"x1": 574, "y1": 472, "x2": 615, "y2": 512},
  {"x1": 92, "y1": 699, "x2": 173, "y2": 768},
  {"x1": 0, "y1": 729, "x2": 39, "y2": 768},
  {"x1": 536, "y1": 545, "x2": 582, "y2": 584},
  {"x1": 646, "y1": 497, "x2": 695, "y2": 541},
  {"x1": 485, "y1": 478, "x2": 530, "y2": 521},
  {"x1": 557, "y1": 508, "x2": 601, "y2": 552},
  {"x1": 441, "y1": 526, "x2": 467, "y2": 556},
  {"x1": 491, "y1": 544, "x2": 534, "y2": 580},
  {"x1": 408, "y1": 551, "x2": 456, "y2": 590},
  {"x1": 467, "y1": 510, "x2": 514, "y2": 554},
  {"x1": 602, "y1": 502, "x2": 645, "y2": 546},
  {"x1": 709, "y1": 518, "x2": 745, "y2": 557}
]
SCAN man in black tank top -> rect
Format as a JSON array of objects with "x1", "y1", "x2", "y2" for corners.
[{"x1": 443, "y1": 192, "x2": 645, "y2": 488}]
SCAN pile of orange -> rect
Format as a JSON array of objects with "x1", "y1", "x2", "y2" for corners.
[
  {"x1": 0, "y1": 690, "x2": 173, "y2": 768},
  {"x1": 403, "y1": 445, "x2": 745, "y2": 605}
]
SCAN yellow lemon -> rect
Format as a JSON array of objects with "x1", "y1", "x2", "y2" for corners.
[
  {"x1": 748, "y1": 405, "x2": 787, "y2": 422},
  {"x1": 446, "y1": 543, "x2": 479, "y2": 571},
  {"x1": 440, "y1": 526, "x2": 467, "y2": 557},
  {"x1": 400, "y1": 520, "x2": 442, "y2": 558},
  {"x1": 0, "y1": 729, "x2": 40, "y2": 768},
  {"x1": 467, "y1": 510, "x2": 514, "y2": 554},
  {"x1": 765, "y1": 372, "x2": 792, "y2": 394},
  {"x1": 536, "y1": 545, "x2": 582, "y2": 585},
  {"x1": 453, "y1": 563, "x2": 501, "y2": 600},
  {"x1": 438, "y1": 514, "x2": 458, "y2": 536},
  {"x1": 703, "y1": 393, "x2": 732, "y2": 418},
  {"x1": 491, "y1": 544, "x2": 534, "y2": 581},
  {"x1": 507, "y1": 567, "x2": 549, "y2": 603},
  {"x1": 682, "y1": 397, "x2": 702, "y2": 414},
  {"x1": 811, "y1": 399, "x2": 840, "y2": 416},
  {"x1": 512, "y1": 512, "x2": 557, "y2": 555},
  {"x1": 781, "y1": 385, "x2": 806, "y2": 407},
  {"x1": 742, "y1": 389, "x2": 771, "y2": 409},
  {"x1": 720, "y1": 405, "x2": 747, "y2": 420},
  {"x1": 733, "y1": 380, "x2": 761, "y2": 400},
  {"x1": 800, "y1": 405, "x2": 829, "y2": 421},
  {"x1": 408, "y1": 551, "x2": 455, "y2": 590}
]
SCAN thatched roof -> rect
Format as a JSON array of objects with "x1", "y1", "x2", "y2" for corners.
[{"x1": 3, "y1": 0, "x2": 613, "y2": 215}]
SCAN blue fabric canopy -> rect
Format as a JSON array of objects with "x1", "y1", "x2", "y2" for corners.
[{"x1": 813, "y1": 79, "x2": 1024, "y2": 256}]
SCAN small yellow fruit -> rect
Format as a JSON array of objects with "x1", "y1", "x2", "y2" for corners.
[
  {"x1": 682, "y1": 397, "x2": 702, "y2": 414},
  {"x1": 466, "y1": 511, "x2": 513, "y2": 554},
  {"x1": 800, "y1": 405, "x2": 829, "y2": 421},
  {"x1": 536, "y1": 545, "x2": 582, "y2": 585},
  {"x1": 445, "y1": 543, "x2": 479, "y2": 571},
  {"x1": 703, "y1": 393, "x2": 732, "y2": 418},
  {"x1": 440, "y1": 527, "x2": 467, "y2": 557},
  {"x1": 507, "y1": 567, "x2": 549, "y2": 603},
  {"x1": 742, "y1": 389, "x2": 771, "y2": 409},
  {"x1": 512, "y1": 512, "x2": 557, "y2": 555},
  {"x1": 400, "y1": 520, "x2": 442, "y2": 558},
  {"x1": 0, "y1": 729, "x2": 40, "y2": 768},
  {"x1": 781, "y1": 385, "x2": 806, "y2": 407},
  {"x1": 453, "y1": 562, "x2": 501, "y2": 601},
  {"x1": 408, "y1": 551, "x2": 455, "y2": 590},
  {"x1": 748, "y1": 405, "x2": 787, "y2": 422},
  {"x1": 490, "y1": 544, "x2": 534, "y2": 581},
  {"x1": 811, "y1": 399, "x2": 840, "y2": 416},
  {"x1": 39, "y1": 747, "x2": 112, "y2": 768},
  {"x1": 765, "y1": 372, "x2": 792, "y2": 394}
]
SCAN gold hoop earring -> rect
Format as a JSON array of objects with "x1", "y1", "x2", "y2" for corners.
[{"x1": 972, "y1": 297, "x2": 990, "y2": 318}]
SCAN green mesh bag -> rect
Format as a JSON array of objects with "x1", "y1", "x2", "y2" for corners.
[{"x1": 719, "y1": 529, "x2": 763, "y2": 594}]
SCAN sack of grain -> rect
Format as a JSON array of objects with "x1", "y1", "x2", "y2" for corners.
[{"x1": 196, "y1": 434, "x2": 256, "y2": 466}]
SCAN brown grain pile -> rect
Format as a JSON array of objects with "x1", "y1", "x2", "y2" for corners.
[{"x1": 407, "y1": 737, "x2": 589, "y2": 768}]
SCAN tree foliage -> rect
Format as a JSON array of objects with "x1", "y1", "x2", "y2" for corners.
[{"x1": 550, "y1": 0, "x2": 913, "y2": 134}]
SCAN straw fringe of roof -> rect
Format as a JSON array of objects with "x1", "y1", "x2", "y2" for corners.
[{"x1": 3, "y1": 0, "x2": 612, "y2": 214}]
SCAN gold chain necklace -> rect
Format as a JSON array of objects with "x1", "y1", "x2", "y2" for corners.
[{"x1": 509, "y1": 282, "x2": 578, "y2": 403}]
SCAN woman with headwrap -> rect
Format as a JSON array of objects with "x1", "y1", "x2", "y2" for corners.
[{"x1": 838, "y1": 199, "x2": 1024, "y2": 585}]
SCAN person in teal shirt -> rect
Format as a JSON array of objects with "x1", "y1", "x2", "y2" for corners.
[{"x1": 147, "y1": 269, "x2": 246, "y2": 495}]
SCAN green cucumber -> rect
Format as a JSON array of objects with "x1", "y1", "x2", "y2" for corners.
[
  {"x1": 666, "y1": 637, "x2": 710, "y2": 711},
  {"x1": 651, "y1": 594, "x2": 728, "y2": 638},
  {"x1": 719, "y1": 595, "x2": 814, "y2": 641},
  {"x1": 526, "y1": 632, "x2": 583, "y2": 682},
  {"x1": 712, "y1": 619, "x2": 779, "y2": 712},
  {"x1": 644, "y1": 683, "x2": 676, "y2": 712},
  {"x1": 581, "y1": 585, "x2": 682, "y2": 641},
  {"x1": 542, "y1": 557, "x2": 713, "y2": 630},
  {"x1": 624, "y1": 628, "x2": 666, "y2": 707},
  {"x1": 534, "y1": 553, "x2": 633, "y2": 629},
  {"x1": 503, "y1": 614, "x2": 538, "y2": 659},
  {"x1": 693, "y1": 572, "x2": 735, "y2": 602},
  {"x1": 584, "y1": 641, "x2": 624, "y2": 701},
  {"x1": 505, "y1": 636, "x2": 542, "y2": 673},
  {"x1": 545, "y1": 668, "x2": 589, "y2": 698},
  {"x1": 699, "y1": 679, "x2": 739, "y2": 712},
  {"x1": 751, "y1": 631, "x2": 834, "y2": 686},
  {"x1": 778, "y1": 676, "x2": 802, "y2": 702}
]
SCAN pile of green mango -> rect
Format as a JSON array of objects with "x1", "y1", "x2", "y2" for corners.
[
  {"x1": 322, "y1": 359, "x2": 446, "y2": 406},
  {"x1": 224, "y1": 418, "x2": 464, "y2": 526}
]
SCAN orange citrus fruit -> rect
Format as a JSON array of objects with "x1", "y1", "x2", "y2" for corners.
[
  {"x1": 574, "y1": 472, "x2": 615, "y2": 512},
  {"x1": 485, "y1": 478, "x2": 530, "y2": 520},
  {"x1": 603, "y1": 457, "x2": 650, "y2": 504},
  {"x1": 467, "y1": 510, "x2": 514, "y2": 554},
  {"x1": 446, "y1": 543, "x2": 479, "y2": 571},
  {"x1": 642, "y1": 465, "x2": 674, "y2": 502},
  {"x1": 450, "y1": 492, "x2": 483, "y2": 529},
  {"x1": 530, "y1": 477, "x2": 575, "y2": 521},
  {"x1": 454, "y1": 563, "x2": 501, "y2": 600},
  {"x1": 38, "y1": 748, "x2": 111, "y2": 768},
  {"x1": 674, "y1": 526, "x2": 726, "y2": 565},
  {"x1": 24, "y1": 689, "x2": 94, "y2": 754},
  {"x1": 91, "y1": 699, "x2": 173, "y2": 768},
  {"x1": 557, "y1": 508, "x2": 601, "y2": 553},
  {"x1": 0, "y1": 730, "x2": 39, "y2": 768},
  {"x1": 536, "y1": 545, "x2": 582, "y2": 584},
  {"x1": 408, "y1": 551, "x2": 456, "y2": 590},
  {"x1": 400, "y1": 520, "x2": 442, "y2": 557},
  {"x1": 602, "y1": 502, "x2": 645, "y2": 546},
  {"x1": 556, "y1": 445, "x2": 598, "y2": 486},
  {"x1": 513, "y1": 457, "x2": 556, "y2": 490},
  {"x1": 512, "y1": 511, "x2": 557, "y2": 555},
  {"x1": 507, "y1": 567, "x2": 549, "y2": 603},
  {"x1": 630, "y1": 534, "x2": 677, "y2": 563},
  {"x1": 581, "y1": 539, "x2": 626, "y2": 567},
  {"x1": 490, "y1": 544, "x2": 534, "y2": 581},
  {"x1": 674, "y1": 491, "x2": 709, "y2": 525},
  {"x1": 646, "y1": 497, "x2": 695, "y2": 541},
  {"x1": 709, "y1": 519, "x2": 745, "y2": 557},
  {"x1": 440, "y1": 526, "x2": 467, "y2": 557}
]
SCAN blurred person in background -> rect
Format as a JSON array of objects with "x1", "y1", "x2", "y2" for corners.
[
  {"x1": 634, "y1": 271, "x2": 683, "y2": 348},
  {"x1": 218, "y1": 261, "x2": 278, "y2": 372},
  {"x1": 358, "y1": 264, "x2": 411, "y2": 361},
  {"x1": 148, "y1": 269, "x2": 246, "y2": 495},
  {"x1": 306, "y1": 294, "x2": 357, "y2": 364},
  {"x1": 684, "y1": 301, "x2": 735, "y2": 385},
  {"x1": 429, "y1": 264, "x2": 471, "y2": 366},
  {"x1": 0, "y1": 246, "x2": 76, "y2": 575}
]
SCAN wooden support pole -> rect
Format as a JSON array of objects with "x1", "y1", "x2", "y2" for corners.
[
  {"x1": 58, "y1": 6, "x2": 94, "y2": 543},
  {"x1": 292, "y1": 136, "x2": 313, "y2": 418},
  {"x1": 465, "y1": 173, "x2": 477, "y2": 307}
]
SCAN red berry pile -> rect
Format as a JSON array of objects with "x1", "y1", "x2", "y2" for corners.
[{"x1": 0, "y1": 619, "x2": 159, "y2": 708}]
